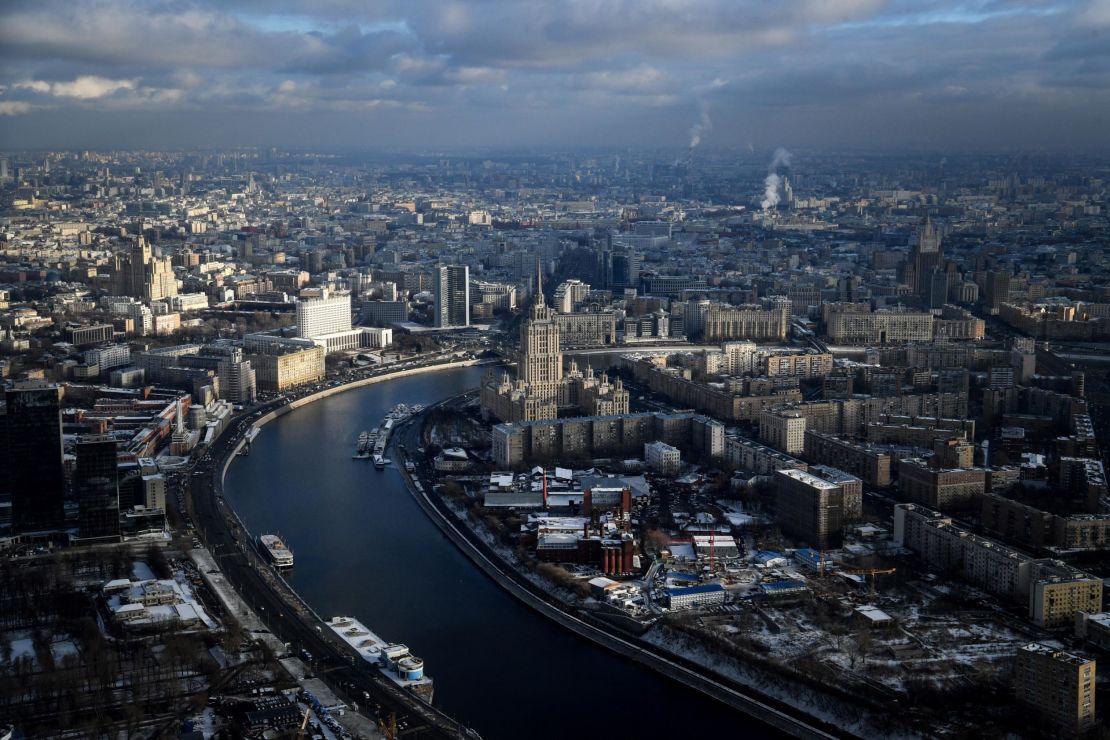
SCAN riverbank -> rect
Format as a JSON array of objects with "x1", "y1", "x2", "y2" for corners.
[
  {"x1": 206, "y1": 359, "x2": 494, "y2": 739},
  {"x1": 221, "y1": 362, "x2": 784, "y2": 738},
  {"x1": 230, "y1": 357, "x2": 494, "y2": 458},
  {"x1": 392, "y1": 402, "x2": 851, "y2": 740}
]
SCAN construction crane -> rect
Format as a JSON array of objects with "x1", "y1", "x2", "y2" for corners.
[
  {"x1": 838, "y1": 566, "x2": 897, "y2": 600},
  {"x1": 708, "y1": 526, "x2": 715, "y2": 575},
  {"x1": 379, "y1": 711, "x2": 398, "y2": 740},
  {"x1": 295, "y1": 708, "x2": 311, "y2": 740}
]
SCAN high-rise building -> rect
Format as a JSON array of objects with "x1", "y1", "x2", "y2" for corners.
[
  {"x1": 598, "y1": 247, "x2": 641, "y2": 290},
  {"x1": 906, "y1": 218, "x2": 943, "y2": 300},
  {"x1": 553, "y1": 279, "x2": 591, "y2": 313},
  {"x1": 5, "y1": 383, "x2": 66, "y2": 533},
  {"x1": 774, "y1": 468, "x2": 845, "y2": 549},
  {"x1": 1014, "y1": 643, "x2": 1096, "y2": 735},
  {"x1": 217, "y1": 348, "x2": 257, "y2": 404},
  {"x1": 75, "y1": 436, "x2": 121, "y2": 543},
  {"x1": 518, "y1": 266, "x2": 562, "y2": 400},
  {"x1": 111, "y1": 235, "x2": 178, "y2": 301},
  {"x1": 481, "y1": 263, "x2": 627, "y2": 423},
  {"x1": 433, "y1": 265, "x2": 470, "y2": 327},
  {"x1": 925, "y1": 267, "x2": 949, "y2": 310},
  {"x1": 295, "y1": 288, "x2": 352, "y2": 338}
]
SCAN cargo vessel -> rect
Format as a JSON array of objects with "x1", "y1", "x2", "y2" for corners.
[
  {"x1": 258, "y1": 533, "x2": 294, "y2": 568},
  {"x1": 327, "y1": 616, "x2": 434, "y2": 702}
]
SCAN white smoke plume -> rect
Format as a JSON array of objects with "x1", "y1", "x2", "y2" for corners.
[
  {"x1": 761, "y1": 147, "x2": 793, "y2": 210},
  {"x1": 769, "y1": 147, "x2": 792, "y2": 170},
  {"x1": 689, "y1": 102, "x2": 712, "y2": 149}
]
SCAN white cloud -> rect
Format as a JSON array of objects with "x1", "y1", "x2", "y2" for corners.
[
  {"x1": 15, "y1": 79, "x2": 51, "y2": 94},
  {"x1": 17, "y1": 75, "x2": 137, "y2": 99},
  {"x1": 0, "y1": 101, "x2": 35, "y2": 115}
]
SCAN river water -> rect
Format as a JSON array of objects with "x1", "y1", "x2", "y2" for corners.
[{"x1": 224, "y1": 365, "x2": 769, "y2": 739}]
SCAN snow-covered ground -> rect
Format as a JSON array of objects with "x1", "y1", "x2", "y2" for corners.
[
  {"x1": 2, "y1": 630, "x2": 81, "y2": 669},
  {"x1": 642, "y1": 625, "x2": 910, "y2": 737},
  {"x1": 132, "y1": 560, "x2": 157, "y2": 581},
  {"x1": 715, "y1": 498, "x2": 766, "y2": 526}
]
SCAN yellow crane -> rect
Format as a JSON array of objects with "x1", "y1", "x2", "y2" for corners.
[
  {"x1": 379, "y1": 711, "x2": 398, "y2": 740},
  {"x1": 295, "y1": 708, "x2": 311, "y2": 740},
  {"x1": 838, "y1": 566, "x2": 897, "y2": 600}
]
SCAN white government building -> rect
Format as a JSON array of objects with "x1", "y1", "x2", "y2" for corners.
[{"x1": 295, "y1": 288, "x2": 392, "y2": 353}]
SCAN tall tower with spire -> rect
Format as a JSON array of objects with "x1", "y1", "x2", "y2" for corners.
[
  {"x1": 906, "y1": 217, "x2": 943, "y2": 300},
  {"x1": 481, "y1": 259, "x2": 628, "y2": 424},
  {"x1": 518, "y1": 260, "x2": 563, "y2": 399}
]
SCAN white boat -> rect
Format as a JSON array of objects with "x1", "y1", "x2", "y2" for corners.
[
  {"x1": 258, "y1": 534, "x2": 294, "y2": 568},
  {"x1": 327, "y1": 616, "x2": 433, "y2": 700}
]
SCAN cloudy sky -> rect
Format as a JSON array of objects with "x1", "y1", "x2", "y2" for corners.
[{"x1": 0, "y1": 0, "x2": 1107, "y2": 151}]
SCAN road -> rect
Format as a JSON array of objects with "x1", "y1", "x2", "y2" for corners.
[
  {"x1": 393, "y1": 400, "x2": 850, "y2": 740},
  {"x1": 185, "y1": 372, "x2": 482, "y2": 740}
]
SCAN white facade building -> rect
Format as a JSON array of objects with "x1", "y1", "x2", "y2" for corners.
[
  {"x1": 296, "y1": 288, "x2": 352, "y2": 340},
  {"x1": 645, "y1": 440, "x2": 682, "y2": 475}
]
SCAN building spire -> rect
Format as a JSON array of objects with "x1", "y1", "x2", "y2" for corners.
[{"x1": 535, "y1": 258, "x2": 544, "y2": 307}]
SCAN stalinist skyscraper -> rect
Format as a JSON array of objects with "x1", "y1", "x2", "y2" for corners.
[
  {"x1": 518, "y1": 264, "x2": 562, "y2": 400},
  {"x1": 905, "y1": 217, "x2": 943, "y2": 300},
  {"x1": 111, "y1": 233, "x2": 177, "y2": 301},
  {"x1": 481, "y1": 261, "x2": 629, "y2": 423}
]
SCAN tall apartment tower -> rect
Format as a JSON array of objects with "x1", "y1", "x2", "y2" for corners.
[
  {"x1": 1014, "y1": 643, "x2": 1096, "y2": 735},
  {"x1": 774, "y1": 468, "x2": 845, "y2": 549},
  {"x1": 518, "y1": 263, "x2": 563, "y2": 400},
  {"x1": 4, "y1": 383, "x2": 66, "y2": 533},
  {"x1": 433, "y1": 265, "x2": 470, "y2": 327},
  {"x1": 75, "y1": 436, "x2": 121, "y2": 543},
  {"x1": 217, "y1": 348, "x2": 257, "y2": 404}
]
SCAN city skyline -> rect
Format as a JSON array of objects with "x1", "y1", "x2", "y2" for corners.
[{"x1": 1, "y1": 0, "x2": 1109, "y2": 151}]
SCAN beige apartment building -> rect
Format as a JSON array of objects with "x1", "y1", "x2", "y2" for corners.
[{"x1": 1014, "y1": 643, "x2": 1096, "y2": 735}]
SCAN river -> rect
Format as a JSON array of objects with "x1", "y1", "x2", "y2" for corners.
[{"x1": 224, "y1": 365, "x2": 769, "y2": 739}]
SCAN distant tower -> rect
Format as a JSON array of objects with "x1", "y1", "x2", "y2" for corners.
[
  {"x1": 433, "y1": 264, "x2": 470, "y2": 328},
  {"x1": 909, "y1": 217, "x2": 943, "y2": 300},
  {"x1": 518, "y1": 261, "x2": 563, "y2": 400}
]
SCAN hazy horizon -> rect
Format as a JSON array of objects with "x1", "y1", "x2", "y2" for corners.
[{"x1": 1, "y1": 0, "x2": 1108, "y2": 152}]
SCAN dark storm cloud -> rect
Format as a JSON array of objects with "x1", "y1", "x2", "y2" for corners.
[{"x1": 0, "y1": 0, "x2": 1107, "y2": 150}]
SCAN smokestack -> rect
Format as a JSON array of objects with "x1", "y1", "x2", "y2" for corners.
[
  {"x1": 760, "y1": 148, "x2": 793, "y2": 211},
  {"x1": 542, "y1": 469, "x2": 548, "y2": 509},
  {"x1": 688, "y1": 102, "x2": 712, "y2": 151}
]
